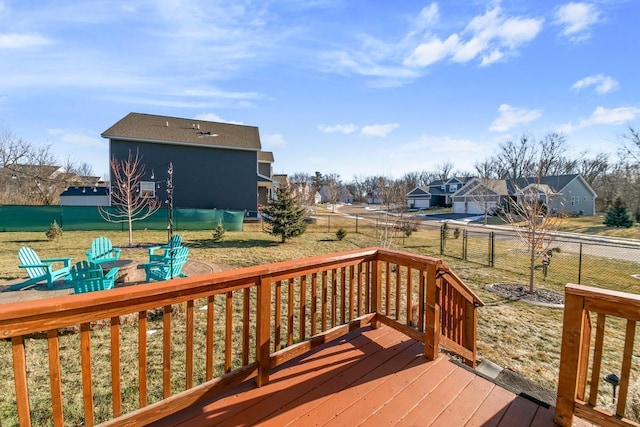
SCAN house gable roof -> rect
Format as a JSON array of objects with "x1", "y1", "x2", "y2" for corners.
[
  {"x1": 258, "y1": 151, "x2": 274, "y2": 163},
  {"x1": 407, "y1": 186, "x2": 431, "y2": 197},
  {"x1": 102, "y1": 112, "x2": 262, "y2": 151}
]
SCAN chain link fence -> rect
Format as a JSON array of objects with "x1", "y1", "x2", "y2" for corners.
[{"x1": 295, "y1": 213, "x2": 640, "y2": 291}]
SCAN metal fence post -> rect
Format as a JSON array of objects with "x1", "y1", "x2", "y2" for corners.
[
  {"x1": 489, "y1": 232, "x2": 495, "y2": 267},
  {"x1": 355, "y1": 215, "x2": 359, "y2": 234},
  {"x1": 440, "y1": 225, "x2": 444, "y2": 255},
  {"x1": 578, "y1": 242, "x2": 583, "y2": 284},
  {"x1": 463, "y1": 229, "x2": 468, "y2": 261}
]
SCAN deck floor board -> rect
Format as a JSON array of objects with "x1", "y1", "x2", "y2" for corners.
[{"x1": 147, "y1": 325, "x2": 593, "y2": 427}]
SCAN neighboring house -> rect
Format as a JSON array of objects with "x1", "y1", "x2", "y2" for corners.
[
  {"x1": 319, "y1": 185, "x2": 354, "y2": 204},
  {"x1": 289, "y1": 181, "x2": 321, "y2": 205},
  {"x1": 257, "y1": 151, "x2": 276, "y2": 207},
  {"x1": 451, "y1": 174, "x2": 597, "y2": 216},
  {"x1": 406, "y1": 186, "x2": 431, "y2": 209},
  {"x1": 60, "y1": 186, "x2": 111, "y2": 206},
  {"x1": 102, "y1": 113, "x2": 275, "y2": 213},
  {"x1": 366, "y1": 189, "x2": 383, "y2": 204},
  {"x1": 428, "y1": 177, "x2": 475, "y2": 207}
]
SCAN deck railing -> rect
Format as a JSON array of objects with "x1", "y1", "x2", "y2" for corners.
[
  {"x1": 555, "y1": 284, "x2": 640, "y2": 426},
  {"x1": 0, "y1": 247, "x2": 483, "y2": 427}
]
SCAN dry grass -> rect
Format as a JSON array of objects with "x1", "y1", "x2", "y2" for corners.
[{"x1": 1, "y1": 221, "x2": 639, "y2": 424}]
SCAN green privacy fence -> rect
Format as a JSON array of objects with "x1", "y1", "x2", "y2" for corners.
[{"x1": 0, "y1": 205, "x2": 245, "y2": 232}]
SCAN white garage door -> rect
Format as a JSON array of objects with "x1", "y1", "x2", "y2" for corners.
[{"x1": 453, "y1": 200, "x2": 497, "y2": 214}]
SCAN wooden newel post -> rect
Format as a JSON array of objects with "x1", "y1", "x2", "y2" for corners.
[
  {"x1": 425, "y1": 263, "x2": 440, "y2": 361},
  {"x1": 371, "y1": 259, "x2": 382, "y2": 329},
  {"x1": 554, "y1": 288, "x2": 586, "y2": 426},
  {"x1": 256, "y1": 275, "x2": 272, "y2": 387}
]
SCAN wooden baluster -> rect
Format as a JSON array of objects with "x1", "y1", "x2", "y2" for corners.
[
  {"x1": 385, "y1": 262, "x2": 391, "y2": 315},
  {"x1": 357, "y1": 263, "x2": 363, "y2": 317},
  {"x1": 418, "y1": 269, "x2": 425, "y2": 332},
  {"x1": 340, "y1": 268, "x2": 346, "y2": 324},
  {"x1": 205, "y1": 296, "x2": 215, "y2": 381},
  {"x1": 311, "y1": 273, "x2": 318, "y2": 336},
  {"x1": 256, "y1": 275, "x2": 272, "y2": 387},
  {"x1": 395, "y1": 264, "x2": 401, "y2": 320},
  {"x1": 576, "y1": 311, "x2": 592, "y2": 401},
  {"x1": 163, "y1": 305, "x2": 172, "y2": 399},
  {"x1": 225, "y1": 292, "x2": 233, "y2": 372},
  {"x1": 617, "y1": 320, "x2": 636, "y2": 417},
  {"x1": 300, "y1": 275, "x2": 307, "y2": 341},
  {"x1": 588, "y1": 313, "x2": 605, "y2": 406},
  {"x1": 47, "y1": 329, "x2": 64, "y2": 427},
  {"x1": 275, "y1": 281, "x2": 282, "y2": 351},
  {"x1": 12, "y1": 336, "x2": 31, "y2": 427},
  {"x1": 138, "y1": 311, "x2": 148, "y2": 406},
  {"x1": 331, "y1": 269, "x2": 337, "y2": 328},
  {"x1": 80, "y1": 322, "x2": 94, "y2": 426},
  {"x1": 406, "y1": 267, "x2": 413, "y2": 325},
  {"x1": 186, "y1": 300, "x2": 194, "y2": 389},
  {"x1": 365, "y1": 261, "x2": 371, "y2": 313},
  {"x1": 349, "y1": 266, "x2": 355, "y2": 321},
  {"x1": 288, "y1": 280, "x2": 294, "y2": 346},
  {"x1": 111, "y1": 316, "x2": 122, "y2": 417},
  {"x1": 243, "y1": 288, "x2": 250, "y2": 366},
  {"x1": 371, "y1": 259, "x2": 381, "y2": 328},
  {"x1": 321, "y1": 272, "x2": 328, "y2": 332}
]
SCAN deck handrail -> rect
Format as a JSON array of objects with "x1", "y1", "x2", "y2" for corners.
[
  {"x1": 555, "y1": 284, "x2": 640, "y2": 426},
  {"x1": 0, "y1": 247, "x2": 482, "y2": 427}
]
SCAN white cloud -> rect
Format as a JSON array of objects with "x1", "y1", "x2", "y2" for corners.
[
  {"x1": 318, "y1": 124, "x2": 358, "y2": 134},
  {"x1": 263, "y1": 133, "x2": 287, "y2": 147},
  {"x1": 489, "y1": 104, "x2": 542, "y2": 132},
  {"x1": 360, "y1": 123, "x2": 399, "y2": 137},
  {"x1": 327, "y1": 3, "x2": 543, "y2": 85},
  {"x1": 404, "y1": 34, "x2": 460, "y2": 67},
  {"x1": 572, "y1": 74, "x2": 619, "y2": 94},
  {"x1": 578, "y1": 106, "x2": 640, "y2": 127},
  {"x1": 554, "y1": 2, "x2": 601, "y2": 42},
  {"x1": 0, "y1": 33, "x2": 52, "y2": 48},
  {"x1": 399, "y1": 134, "x2": 485, "y2": 153},
  {"x1": 193, "y1": 113, "x2": 244, "y2": 125},
  {"x1": 47, "y1": 128, "x2": 104, "y2": 148}
]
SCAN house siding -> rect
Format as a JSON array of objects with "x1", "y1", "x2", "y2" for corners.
[
  {"x1": 110, "y1": 139, "x2": 258, "y2": 211},
  {"x1": 554, "y1": 177, "x2": 596, "y2": 215}
]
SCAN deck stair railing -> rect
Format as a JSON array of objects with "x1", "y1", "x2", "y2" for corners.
[
  {"x1": 555, "y1": 284, "x2": 640, "y2": 427},
  {"x1": 0, "y1": 247, "x2": 483, "y2": 427}
]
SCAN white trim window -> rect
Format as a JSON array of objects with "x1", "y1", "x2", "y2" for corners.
[{"x1": 140, "y1": 181, "x2": 156, "y2": 198}]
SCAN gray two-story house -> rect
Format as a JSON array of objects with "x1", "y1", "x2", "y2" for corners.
[{"x1": 102, "y1": 113, "x2": 275, "y2": 213}]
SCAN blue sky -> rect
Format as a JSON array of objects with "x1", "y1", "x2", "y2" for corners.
[{"x1": 1, "y1": 0, "x2": 638, "y2": 181}]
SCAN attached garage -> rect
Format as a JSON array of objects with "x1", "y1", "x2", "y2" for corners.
[{"x1": 452, "y1": 198, "x2": 497, "y2": 215}]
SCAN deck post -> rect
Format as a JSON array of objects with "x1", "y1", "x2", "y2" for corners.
[
  {"x1": 424, "y1": 263, "x2": 440, "y2": 361},
  {"x1": 554, "y1": 288, "x2": 586, "y2": 426},
  {"x1": 256, "y1": 275, "x2": 272, "y2": 387},
  {"x1": 371, "y1": 259, "x2": 382, "y2": 328}
]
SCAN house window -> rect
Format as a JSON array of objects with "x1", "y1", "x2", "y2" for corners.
[
  {"x1": 570, "y1": 196, "x2": 575, "y2": 206},
  {"x1": 140, "y1": 181, "x2": 156, "y2": 198},
  {"x1": 449, "y1": 184, "x2": 458, "y2": 192}
]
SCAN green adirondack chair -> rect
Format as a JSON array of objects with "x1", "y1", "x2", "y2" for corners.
[
  {"x1": 86, "y1": 237, "x2": 121, "y2": 264},
  {"x1": 70, "y1": 261, "x2": 119, "y2": 294},
  {"x1": 148, "y1": 234, "x2": 182, "y2": 262},
  {"x1": 142, "y1": 246, "x2": 189, "y2": 283},
  {"x1": 14, "y1": 247, "x2": 72, "y2": 290}
]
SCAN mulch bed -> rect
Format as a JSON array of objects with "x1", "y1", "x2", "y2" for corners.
[{"x1": 487, "y1": 283, "x2": 565, "y2": 306}]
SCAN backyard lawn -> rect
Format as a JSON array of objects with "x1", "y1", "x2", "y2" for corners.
[{"x1": 0, "y1": 220, "x2": 638, "y2": 424}]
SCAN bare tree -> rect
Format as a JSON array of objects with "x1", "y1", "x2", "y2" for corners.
[
  {"x1": 493, "y1": 134, "x2": 538, "y2": 179},
  {"x1": 502, "y1": 179, "x2": 562, "y2": 293},
  {"x1": 434, "y1": 161, "x2": 454, "y2": 181},
  {"x1": 99, "y1": 149, "x2": 161, "y2": 246},
  {"x1": 323, "y1": 173, "x2": 342, "y2": 212}
]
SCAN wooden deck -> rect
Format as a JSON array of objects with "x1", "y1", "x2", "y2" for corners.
[{"x1": 149, "y1": 326, "x2": 590, "y2": 427}]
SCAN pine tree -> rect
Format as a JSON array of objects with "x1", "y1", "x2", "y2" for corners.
[
  {"x1": 261, "y1": 185, "x2": 307, "y2": 243},
  {"x1": 604, "y1": 196, "x2": 634, "y2": 228}
]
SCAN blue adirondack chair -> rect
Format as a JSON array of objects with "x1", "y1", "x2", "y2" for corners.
[
  {"x1": 70, "y1": 261, "x2": 119, "y2": 294},
  {"x1": 148, "y1": 234, "x2": 183, "y2": 262},
  {"x1": 14, "y1": 247, "x2": 72, "y2": 290},
  {"x1": 142, "y1": 246, "x2": 189, "y2": 283},
  {"x1": 86, "y1": 237, "x2": 121, "y2": 264}
]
